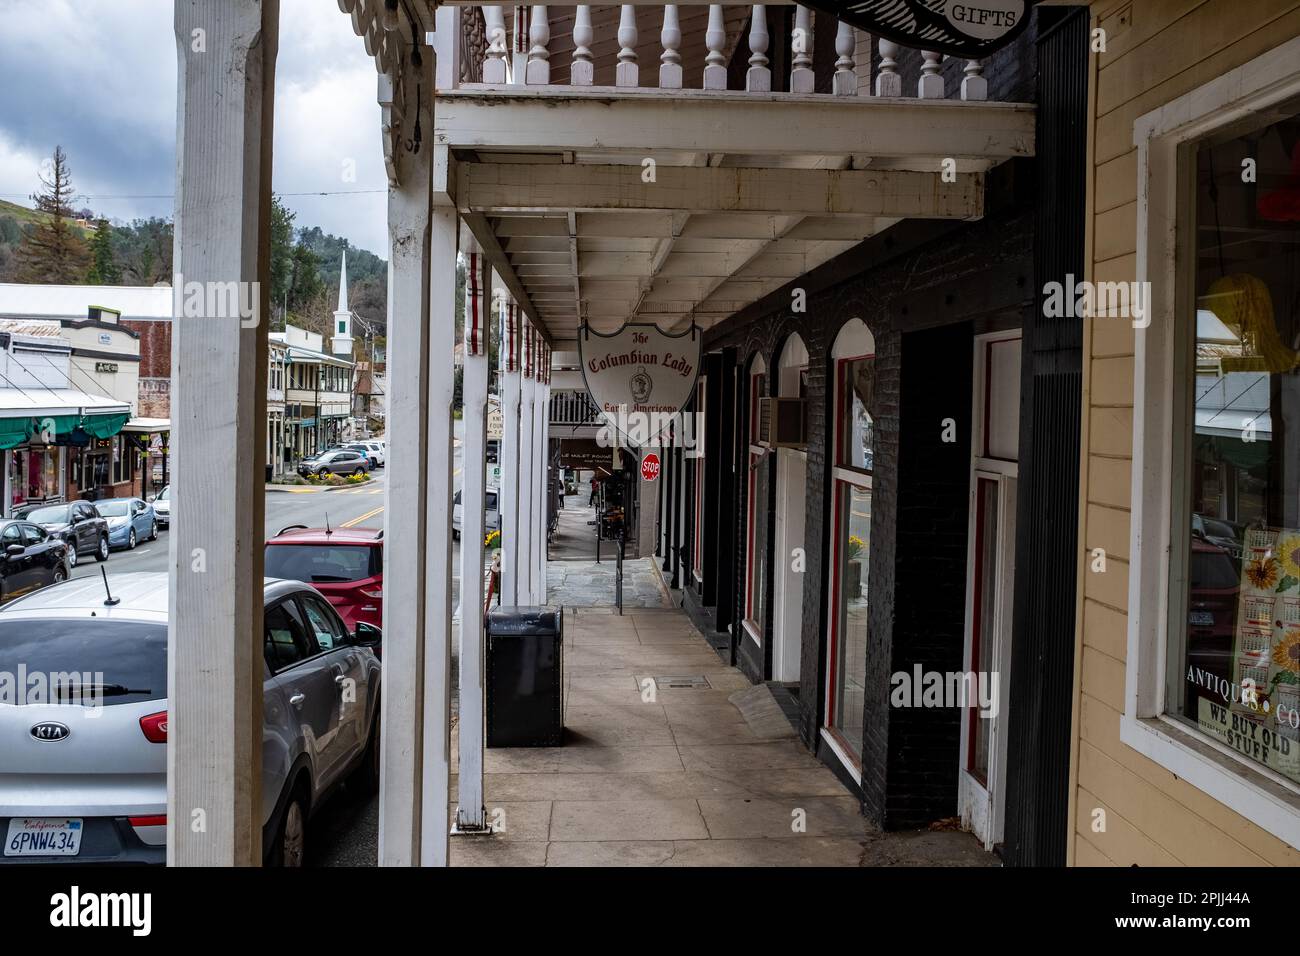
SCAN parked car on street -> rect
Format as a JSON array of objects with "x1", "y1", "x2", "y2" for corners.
[
  {"x1": 341, "y1": 443, "x2": 381, "y2": 469},
  {"x1": 16, "y1": 501, "x2": 110, "y2": 568},
  {"x1": 149, "y1": 485, "x2": 170, "y2": 527},
  {"x1": 298, "y1": 450, "x2": 368, "y2": 478},
  {"x1": 0, "y1": 572, "x2": 382, "y2": 866},
  {"x1": 95, "y1": 498, "x2": 158, "y2": 551},
  {"x1": 0, "y1": 520, "x2": 70, "y2": 603},
  {"x1": 265, "y1": 526, "x2": 384, "y2": 631},
  {"x1": 451, "y1": 488, "x2": 501, "y2": 541},
  {"x1": 356, "y1": 442, "x2": 385, "y2": 467}
]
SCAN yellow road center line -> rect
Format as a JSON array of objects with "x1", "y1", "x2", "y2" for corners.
[{"x1": 342, "y1": 506, "x2": 385, "y2": 528}]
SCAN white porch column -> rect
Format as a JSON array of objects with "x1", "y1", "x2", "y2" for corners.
[
  {"x1": 378, "y1": 42, "x2": 435, "y2": 867},
  {"x1": 168, "y1": 0, "x2": 276, "y2": 867},
  {"x1": 499, "y1": 301, "x2": 522, "y2": 604},
  {"x1": 518, "y1": 323, "x2": 536, "y2": 603},
  {"x1": 420, "y1": 202, "x2": 459, "y2": 866},
  {"x1": 455, "y1": 247, "x2": 490, "y2": 832},
  {"x1": 538, "y1": 346, "x2": 551, "y2": 603}
]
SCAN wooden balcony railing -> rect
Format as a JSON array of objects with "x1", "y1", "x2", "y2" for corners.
[{"x1": 442, "y1": 4, "x2": 990, "y2": 101}]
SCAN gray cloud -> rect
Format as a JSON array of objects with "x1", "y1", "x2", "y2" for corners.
[{"x1": 0, "y1": 0, "x2": 389, "y2": 255}]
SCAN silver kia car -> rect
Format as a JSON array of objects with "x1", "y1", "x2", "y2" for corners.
[{"x1": 0, "y1": 573, "x2": 381, "y2": 866}]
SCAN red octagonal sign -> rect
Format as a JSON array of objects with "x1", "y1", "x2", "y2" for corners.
[{"x1": 641, "y1": 453, "x2": 661, "y2": 482}]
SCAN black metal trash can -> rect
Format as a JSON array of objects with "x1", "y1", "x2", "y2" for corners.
[{"x1": 486, "y1": 606, "x2": 564, "y2": 747}]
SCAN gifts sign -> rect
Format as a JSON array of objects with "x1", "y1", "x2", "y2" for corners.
[
  {"x1": 803, "y1": 0, "x2": 1038, "y2": 59},
  {"x1": 579, "y1": 322, "x2": 702, "y2": 450}
]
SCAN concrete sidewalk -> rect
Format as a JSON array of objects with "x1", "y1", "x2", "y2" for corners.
[{"x1": 449, "y1": 606, "x2": 870, "y2": 866}]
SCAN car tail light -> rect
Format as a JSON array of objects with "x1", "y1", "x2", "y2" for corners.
[
  {"x1": 128, "y1": 815, "x2": 166, "y2": 827},
  {"x1": 139, "y1": 711, "x2": 168, "y2": 743},
  {"x1": 360, "y1": 587, "x2": 383, "y2": 599}
]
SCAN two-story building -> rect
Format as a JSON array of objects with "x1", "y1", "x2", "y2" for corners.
[{"x1": 270, "y1": 322, "x2": 356, "y2": 461}]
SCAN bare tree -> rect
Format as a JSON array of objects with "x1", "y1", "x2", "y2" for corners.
[{"x1": 14, "y1": 146, "x2": 90, "y2": 283}]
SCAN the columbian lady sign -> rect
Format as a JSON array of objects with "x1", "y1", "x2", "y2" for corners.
[
  {"x1": 578, "y1": 322, "x2": 702, "y2": 449},
  {"x1": 805, "y1": 0, "x2": 1037, "y2": 59}
]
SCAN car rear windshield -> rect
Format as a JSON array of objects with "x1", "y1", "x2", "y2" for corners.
[
  {"x1": 0, "y1": 619, "x2": 166, "y2": 706},
  {"x1": 21, "y1": 505, "x2": 69, "y2": 524},
  {"x1": 265, "y1": 544, "x2": 378, "y2": 583}
]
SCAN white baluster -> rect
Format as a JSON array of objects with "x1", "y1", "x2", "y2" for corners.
[
  {"x1": 704, "y1": 5, "x2": 727, "y2": 90},
  {"x1": 571, "y1": 5, "x2": 594, "y2": 85},
  {"x1": 511, "y1": 5, "x2": 529, "y2": 85},
  {"x1": 525, "y1": 5, "x2": 550, "y2": 85},
  {"x1": 918, "y1": 50, "x2": 944, "y2": 98},
  {"x1": 483, "y1": 6, "x2": 508, "y2": 84},
  {"x1": 660, "y1": 5, "x2": 682, "y2": 89},
  {"x1": 832, "y1": 19, "x2": 855, "y2": 96},
  {"x1": 616, "y1": 5, "x2": 639, "y2": 88},
  {"x1": 746, "y1": 5, "x2": 770, "y2": 92},
  {"x1": 961, "y1": 58, "x2": 987, "y2": 101},
  {"x1": 875, "y1": 38, "x2": 901, "y2": 97},
  {"x1": 790, "y1": 5, "x2": 814, "y2": 94}
]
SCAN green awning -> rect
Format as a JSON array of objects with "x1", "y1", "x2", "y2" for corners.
[
  {"x1": 0, "y1": 418, "x2": 31, "y2": 451},
  {"x1": 79, "y1": 412, "x2": 130, "y2": 440}
]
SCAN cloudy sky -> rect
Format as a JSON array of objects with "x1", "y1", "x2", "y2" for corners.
[{"x1": 0, "y1": 0, "x2": 390, "y2": 254}]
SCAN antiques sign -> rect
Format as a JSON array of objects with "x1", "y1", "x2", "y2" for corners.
[
  {"x1": 803, "y1": 0, "x2": 1037, "y2": 59},
  {"x1": 578, "y1": 322, "x2": 702, "y2": 449}
]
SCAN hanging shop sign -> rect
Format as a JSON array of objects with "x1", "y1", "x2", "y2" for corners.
[
  {"x1": 803, "y1": 0, "x2": 1038, "y2": 59},
  {"x1": 578, "y1": 322, "x2": 702, "y2": 449}
]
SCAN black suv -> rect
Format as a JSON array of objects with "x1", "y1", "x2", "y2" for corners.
[{"x1": 16, "y1": 501, "x2": 110, "y2": 568}]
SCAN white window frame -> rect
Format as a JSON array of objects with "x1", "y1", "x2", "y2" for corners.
[{"x1": 1126, "y1": 34, "x2": 1300, "y2": 849}]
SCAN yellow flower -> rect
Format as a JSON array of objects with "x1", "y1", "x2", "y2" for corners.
[
  {"x1": 1272, "y1": 631, "x2": 1300, "y2": 676},
  {"x1": 1277, "y1": 534, "x2": 1300, "y2": 579},
  {"x1": 1245, "y1": 555, "x2": 1279, "y2": 590}
]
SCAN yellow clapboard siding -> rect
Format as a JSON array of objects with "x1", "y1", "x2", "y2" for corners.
[
  {"x1": 1079, "y1": 694, "x2": 1300, "y2": 865},
  {"x1": 1095, "y1": 148, "x2": 1138, "y2": 213},
  {"x1": 1087, "y1": 454, "x2": 1132, "y2": 510},
  {"x1": 1093, "y1": 8, "x2": 1300, "y2": 164},
  {"x1": 1091, "y1": 355, "x2": 1135, "y2": 407},
  {"x1": 1072, "y1": 831, "x2": 1118, "y2": 866},
  {"x1": 1089, "y1": 408, "x2": 1134, "y2": 458},
  {"x1": 1076, "y1": 784, "x2": 1186, "y2": 866},
  {"x1": 1080, "y1": 644, "x2": 1127, "y2": 712},
  {"x1": 1078, "y1": 741, "x2": 1270, "y2": 866},
  {"x1": 1085, "y1": 502, "x2": 1130, "y2": 564},
  {"x1": 1090, "y1": 0, "x2": 1213, "y2": 70},
  {"x1": 1093, "y1": 200, "x2": 1137, "y2": 264},
  {"x1": 1081, "y1": 595, "x2": 1127, "y2": 663}
]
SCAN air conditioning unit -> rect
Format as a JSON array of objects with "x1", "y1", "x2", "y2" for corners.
[{"x1": 758, "y1": 397, "x2": 807, "y2": 448}]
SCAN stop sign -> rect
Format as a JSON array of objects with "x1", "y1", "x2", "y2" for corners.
[{"x1": 641, "y1": 453, "x2": 661, "y2": 482}]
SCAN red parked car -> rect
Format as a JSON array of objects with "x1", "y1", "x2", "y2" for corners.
[{"x1": 264, "y1": 525, "x2": 383, "y2": 632}]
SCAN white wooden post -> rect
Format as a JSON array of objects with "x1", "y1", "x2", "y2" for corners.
[
  {"x1": 483, "y1": 6, "x2": 509, "y2": 83},
  {"x1": 616, "y1": 5, "x2": 639, "y2": 88},
  {"x1": 746, "y1": 6, "x2": 771, "y2": 92},
  {"x1": 572, "y1": 5, "x2": 594, "y2": 86},
  {"x1": 500, "y1": 301, "x2": 522, "y2": 604},
  {"x1": 659, "y1": 6, "x2": 682, "y2": 89},
  {"x1": 434, "y1": 5, "x2": 462, "y2": 90},
  {"x1": 419, "y1": 201, "x2": 458, "y2": 866},
  {"x1": 832, "y1": 19, "x2": 856, "y2": 96},
  {"x1": 918, "y1": 50, "x2": 944, "y2": 98},
  {"x1": 377, "y1": 49, "x2": 435, "y2": 867},
  {"x1": 790, "y1": 5, "x2": 813, "y2": 93},
  {"x1": 961, "y1": 59, "x2": 987, "y2": 101},
  {"x1": 876, "y1": 37, "x2": 901, "y2": 97},
  {"x1": 703, "y1": 4, "x2": 727, "y2": 90},
  {"x1": 525, "y1": 5, "x2": 550, "y2": 85},
  {"x1": 535, "y1": 344, "x2": 551, "y2": 602},
  {"x1": 518, "y1": 323, "x2": 535, "y2": 603},
  {"x1": 455, "y1": 249, "x2": 490, "y2": 833},
  {"x1": 168, "y1": 0, "x2": 275, "y2": 868}
]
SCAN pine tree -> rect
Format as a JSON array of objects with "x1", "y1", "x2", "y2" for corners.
[
  {"x1": 86, "y1": 218, "x2": 121, "y2": 284},
  {"x1": 14, "y1": 146, "x2": 90, "y2": 283}
]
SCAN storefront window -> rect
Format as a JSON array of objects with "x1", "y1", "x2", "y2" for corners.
[
  {"x1": 1170, "y1": 103, "x2": 1300, "y2": 789},
  {"x1": 15, "y1": 446, "x2": 61, "y2": 503},
  {"x1": 828, "y1": 338, "x2": 875, "y2": 763}
]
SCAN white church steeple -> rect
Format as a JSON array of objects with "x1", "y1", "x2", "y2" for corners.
[{"x1": 331, "y1": 250, "x2": 355, "y2": 358}]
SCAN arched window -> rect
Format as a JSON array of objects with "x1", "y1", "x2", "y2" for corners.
[{"x1": 825, "y1": 319, "x2": 874, "y2": 770}]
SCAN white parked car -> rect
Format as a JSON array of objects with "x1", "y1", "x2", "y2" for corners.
[
  {"x1": 451, "y1": 487, "x2": 500, "y2": 542},
  {"x1": 0, "y1": 573, "x2": 382, "y2": 866},
  {"x1": 149, "y1": 485, "x2": 170, "y2": 527}
]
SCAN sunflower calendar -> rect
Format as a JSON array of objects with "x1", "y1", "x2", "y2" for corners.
[{"x1": 1198, "y1": 527, "x2": 1300, "y2": 783}]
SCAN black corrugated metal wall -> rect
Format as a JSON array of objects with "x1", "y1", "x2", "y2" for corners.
[{"x1": 1002, "y1": 5, "x2": 1089, "y2": 867}]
